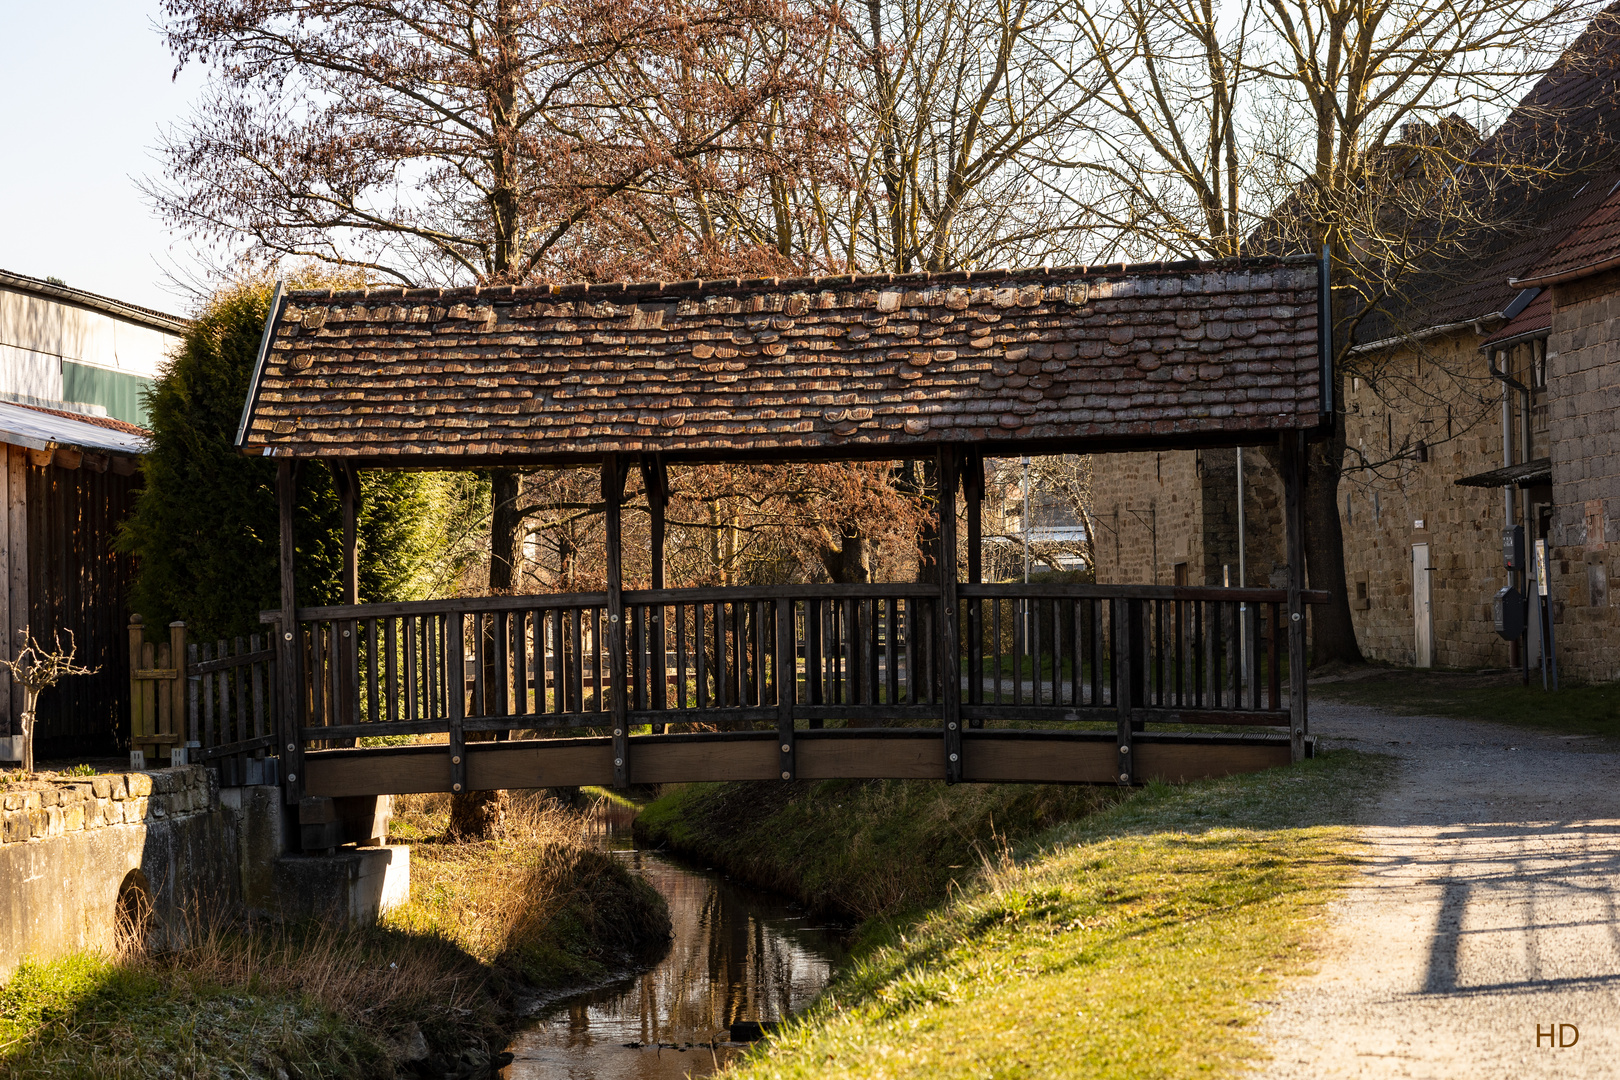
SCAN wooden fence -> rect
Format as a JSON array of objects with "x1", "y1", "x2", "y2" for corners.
[{"x1": 129, "y1": 617, "x2": 279, "y2": 784}]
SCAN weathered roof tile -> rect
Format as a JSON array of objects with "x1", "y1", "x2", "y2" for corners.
[{"x1": 240, "y1": 257, "x2": 1325, "y2": 461}]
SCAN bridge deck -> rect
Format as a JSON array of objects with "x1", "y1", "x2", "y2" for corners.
[{"x1": 301, "y1": 728, "x2": 1306, "y2": 796}]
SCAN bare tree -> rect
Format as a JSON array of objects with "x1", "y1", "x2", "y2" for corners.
[
  {"x1": 1066, "y1": 0, "x2": 1600, "y2": 663},
  {"x1": 833, "y1": 0, "x2": 1104, "y2": 272},
  {"x1": 0, "y1": 631, "x2": 98, "y2": 775}
]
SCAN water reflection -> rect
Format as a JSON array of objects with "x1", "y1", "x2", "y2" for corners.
[{"x1": 504, "y1": 818, "x2": 845, "y2": 1079}]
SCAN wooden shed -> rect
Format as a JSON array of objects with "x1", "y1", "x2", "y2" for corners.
[{"x1": 0, "y1": 403, "x2": 144, "y2": 763}]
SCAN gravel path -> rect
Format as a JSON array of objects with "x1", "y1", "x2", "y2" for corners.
[{"x1": 1253, "y1": 702, "x2": 1620, "y2": 1079}]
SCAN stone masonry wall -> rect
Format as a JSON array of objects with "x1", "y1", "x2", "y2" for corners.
[
  {"x1": 0, "y1": 766, "x2": 239, "y2": 981},
  {"x1": 1090, "y1": 447, "x2": 1285, "y2": 588},
  {"x1": 1338, "y1": 330, "x2": 1519, "y2": 669},
  {"x1": 1545, "y1": 271, "x2": 1620, "y2": 682}
]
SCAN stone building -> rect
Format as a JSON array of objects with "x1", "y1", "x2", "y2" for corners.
[{"x1": 1093, "y1": 11, "x2": 1620, "y2": 680}]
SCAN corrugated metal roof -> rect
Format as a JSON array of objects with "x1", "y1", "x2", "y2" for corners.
[{"x1": 0, "y1": 401, "x2": 148, "y2": 456}]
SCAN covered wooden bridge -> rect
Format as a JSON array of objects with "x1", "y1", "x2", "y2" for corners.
[{"x1": 231, "y1": 254, "x2": 1331, "y2": 810}]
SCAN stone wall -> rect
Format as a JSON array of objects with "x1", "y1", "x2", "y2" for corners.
[
  {"x1": 0, "y1": 766, "x2": 238, "y2": 982},
  {"x1": 1089, "y1": 446, "x2": 1285, "y2": 588},
  {"x1": 1338, "y1": 330, "x2": 1519, "y2": 669},
  {"x1": 1545, "y1": 271, "x2": 1620, "y2": 682}
]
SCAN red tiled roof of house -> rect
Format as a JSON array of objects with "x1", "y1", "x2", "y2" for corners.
[
  {"x1": 1511, "y1": 178, "x2": 1620, "y2": 284},
  {"x1": 1359, "y1": 7, "x2": 1620, "y2": 340},
  {"x1": 238, "y1": 257, "x2": 1326, "y2": 464},
  {"x1": 1480, "y1": 287, "x2": 1553, "y2": 346}
]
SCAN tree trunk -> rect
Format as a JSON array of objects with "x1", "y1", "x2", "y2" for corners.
[
  {"x1": 457, "y1": 468, "x2": 523, "y2": 839},
  {"x1": 447, "y1": 788, "x2": 509, "y2": 840},
  {"x1": 1303, "y1": 399, "x2": 1364, "y2": 666},
  {"x1": 488, "y1": 469, "x2": 523, "y2": 593},
  {"x1": 819, "y1": 528, "x2": 869, "y2": 583}
]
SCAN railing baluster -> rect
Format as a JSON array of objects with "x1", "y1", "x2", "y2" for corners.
[
  {"x1": 694, "y1": 602, "x2": 709, "y2": 709},
  {"x1": 1268, "y1": 603, "x2": 1282, "y2": 710}
]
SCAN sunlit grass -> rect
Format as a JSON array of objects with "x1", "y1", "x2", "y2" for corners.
[{"x1": 712, "y1": 750, "x2": 1388, "y2": 1080}]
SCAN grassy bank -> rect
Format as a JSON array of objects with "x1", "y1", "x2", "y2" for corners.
[
  {"x1": 1313, "y1": 666, "x2": 1620, "y2": 737},
  {"x1": 0, "y1": 791, "x2": 669, "y2": 1079},
  {"x1": 644, "y1": 752, "x2": 1387, "y2": 1080},
  {"x1": 636, "y1": 779, "x2": 1123, "y2": 920}
]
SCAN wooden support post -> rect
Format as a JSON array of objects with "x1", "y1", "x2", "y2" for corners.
[
  {"x1": 169, "y1": 621, "x2": 188, "y2": 751},
  {"x1": 276, "y1": 460, "x2": 304, "y2": 805},
  {"x1": 640, "y1": 455, "x2": 669, "y2": 731},
  {"x1": 938, "y1": 447, "x2": 963, "y2": 782},
  {"x1": 334, "y1": 462, "x2": 361, "y2": 730},
  {"x1": 776, "y1": 599, "x2": 795, "y2": 780},
  {"x1": 962, "y1": 450, "x2": 984, "y2": 727},
  {"x1": 1282, "y1": 432, "x2": 1308, "y2": 762},
  {"x1": 603, "y1": 454, "x2": 630, "y2": 787},
  {"x1": 963, "y1": 449, "x2": 984, "y2": 585},
  {"x1": 1115, "y1": 598, "x2": 1134, "y2": 785},
  {"x1": 128, "y1": 615, "x2": 148, "y2": 759},
  {"x1": 447, "y1": 613, "x2": 467, "y2": 793}
]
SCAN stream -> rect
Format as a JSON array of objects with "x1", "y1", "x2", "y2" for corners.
[{"x1": 501, "y1": 804, "x2": 847, "y2": 1079}]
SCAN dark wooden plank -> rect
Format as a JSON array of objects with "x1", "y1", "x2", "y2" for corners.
[
  {"x1": 447, "y1": 614, "x2": 467, "y2": 793},
  {"x1": 797, "y1": 735, "x2": 945, "y2": 780},
  {"x1": 304, "y1": 749, "x2": 453, "y2": 796},
  {"x1": 631, "y1": 738, "x2": 780, "y2": 783},
  {"x1": 1115, "y1": 598, "x2": 1133, "y2": 786},
  {"x1": 776, "y1": 600, "x2": 795, "y2": 779},
  {"x1": 961, "y1": 739, "x2": 1117, "y2": 784},
  {"x1": 938, "y1": 446, "x2": 962, "y2": 783},
  {"x1": 955, "y1": 584, "x2": 1332, "y2": 604},
  {"x1": 1135, "y1": 740, "x2": 1290, "y2": 783},
  {"x1": 1282, "y1": 433, "x2": 1308, "y2": 762},
  {"x1": 275, "y1": 459, "x2": 303, "y2": 803}
]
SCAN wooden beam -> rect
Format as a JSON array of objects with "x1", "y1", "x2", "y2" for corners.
[
  {"x1": 0, "y1": 446, "x2": 10, "y2": 737},
  {"x1": 276, "y1": 460, "x2": 303, "y2": 805},
  {"x1": 963, "y1": 448, "x2": 984, "y2": 585},
  {"x1": 962, "y1": 738, "x2": 1116, "y2": 783},
  {"x1": 1114, "y1": 598, "x2": 1133, "y2": 785},
  {"x1": 51, "y1": 447, "x2": 82, "y2": 470},
  {"x1": 602, "y1": 453, "x2": 629, "y2": 787},
  {"x1": 7, "y1": 446, "x2": 26, "y2": 729},
  {"x1": 333, "y1": 462, "x2": 360, "y2": 606},
  {"x1": 639, "y1": 454, "x2": 669, "y2": 591},
  {"x1": 297, "y1": 729, "x2": 1298, "y2": 796},
  {"x1": 1135, "y1": 739, "x2": 1291, "y2": 782},
  {"x1": 1282, "y1": 432, "x2": 1308, "y2": 763},
  {"x1": 938, "y1": 446, "x2": 963, "y2": 782}
]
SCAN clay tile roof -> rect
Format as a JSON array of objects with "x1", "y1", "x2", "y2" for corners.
[
  {"x1": 1511, "y1": 178, "x2": 1620, "y2": 285},
  {"x1": 236, "y1": 257, "x2": 1326, "y2": 464},
  {"x1": 1480, "y1": 287, "x2": 1552, "y2": 346},
  {"x1": 1394, "y1": 8, "x2": 1620, "y2": 331}
]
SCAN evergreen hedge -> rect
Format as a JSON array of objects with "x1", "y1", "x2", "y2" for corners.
[{"x1": 119, "y1": 283, "x2": 449, "y2": 643}]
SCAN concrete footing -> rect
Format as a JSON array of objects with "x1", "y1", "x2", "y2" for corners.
[{"x1": 272, "y1": 845, "x2": 411, "y2": 922}]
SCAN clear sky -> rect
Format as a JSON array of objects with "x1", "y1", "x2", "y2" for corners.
[{"x1": 0, "y1": 2, "x2": 207, "y2": 315}]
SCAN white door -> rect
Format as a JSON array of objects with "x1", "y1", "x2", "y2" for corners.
[{"x1": 1412, "y1": 543, "x2": 1433, "y2": 668}]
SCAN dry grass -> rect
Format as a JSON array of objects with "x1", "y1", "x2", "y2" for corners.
[
  {"x1": 388, "y1": 790, "x2": 670, "y2": 988},
  {"x1": 1, "y1": 790, "x2": 670, "y2": 1078}
]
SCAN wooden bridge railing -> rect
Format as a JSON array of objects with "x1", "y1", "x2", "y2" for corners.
[
  {"x1": 129, "y1": 618, "x2": 279, "y2": 783},
  {"x1": 266, "y1": 583, "x2": 1325, "y2": 788}
]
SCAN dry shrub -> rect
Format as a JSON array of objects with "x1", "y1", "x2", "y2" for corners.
[{"x1": 388, "y1": 790, "x2": 668, "y2": 986}]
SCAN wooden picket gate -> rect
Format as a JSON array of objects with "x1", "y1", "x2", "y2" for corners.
[{"x1": 129, "y1": 616, "x2": 279, "y2": 784}]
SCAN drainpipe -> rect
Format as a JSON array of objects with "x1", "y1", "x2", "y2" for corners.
[{"x1": 1488, "y1": 347, "x2": 1536, "y2": 683}]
